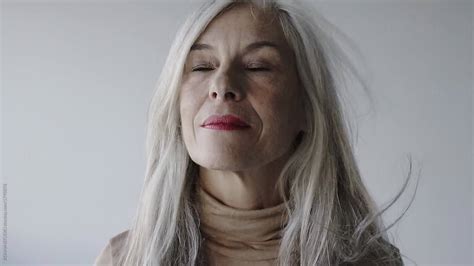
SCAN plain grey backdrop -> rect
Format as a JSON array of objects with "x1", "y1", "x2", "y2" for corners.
[{"x1": 1, "y1": 0, "x2": 472, "y2": 265}]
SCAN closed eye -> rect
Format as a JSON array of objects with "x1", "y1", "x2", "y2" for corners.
[
  {"x1": 191, "y1": 64, "x2": 270, "y2": 72},
  {"x1": 245, "y1": 62, "x2": 271, "y2": 72},
  {"x1": 246, "y1": 67, "x2": 270, "y2": 72},
  {"x1": 192, "y1": 65, "x2": 214, "y2": 72}
]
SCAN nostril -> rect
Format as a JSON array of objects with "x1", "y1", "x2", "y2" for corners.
[{"x1": 210, "y1": 90, "x2": 240, "y2": 101}]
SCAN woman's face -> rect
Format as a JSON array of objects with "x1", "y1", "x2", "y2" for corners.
[{"x1": 179, "y1": 4, "x2": 305, "y2": 171}]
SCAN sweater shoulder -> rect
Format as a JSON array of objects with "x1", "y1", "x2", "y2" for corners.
[
  {"x1": 109, "y1": 229, "x2": 129, "y2": 261},
  {"x1": 94, "y1": 230, "x2": 129, "y2": 266},
  {"x1": 110, "y1": 229, "x2": 129, "y2": 247}
]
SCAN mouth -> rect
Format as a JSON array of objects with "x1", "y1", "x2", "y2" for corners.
[{"x1": 201, "y1": 114, "x2": 251, "y2": 131}]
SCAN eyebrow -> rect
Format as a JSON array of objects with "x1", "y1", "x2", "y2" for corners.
[{"x1": 190, "y1": 40, "x2": 281, "y2": 54}]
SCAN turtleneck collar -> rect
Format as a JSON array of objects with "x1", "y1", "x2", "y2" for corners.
[{"x1": 196, "y1": 183, "x2": 289, "y2": 261}]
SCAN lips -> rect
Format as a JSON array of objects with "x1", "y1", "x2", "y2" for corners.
[{"x1": 201, "y1": 114, "x2": 250, "y2": 130}]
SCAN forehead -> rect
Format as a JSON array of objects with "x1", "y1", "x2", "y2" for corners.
[{"x1": 194, "y1": 4, "x2": 289, "y2": 51}]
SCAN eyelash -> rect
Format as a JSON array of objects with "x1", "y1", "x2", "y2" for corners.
[
  {"x1": 191, "y1": 64, "x2": 270, "y2": 72},
  {"x1": 192, "y1": 65, "x2": 214, "y2": 72},
  {"x1": 247, "y1": 66, "x2": 270, "y2": 72}
]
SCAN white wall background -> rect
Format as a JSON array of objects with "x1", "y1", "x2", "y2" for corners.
[{"x1": 1, "y1": 0, "x2": 472, "y2": 265}]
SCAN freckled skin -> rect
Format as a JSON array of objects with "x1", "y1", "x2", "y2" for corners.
[{"x1": 179, "y1": 4, "x2": 306, "y2": 209}]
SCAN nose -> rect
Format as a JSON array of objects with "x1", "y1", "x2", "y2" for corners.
[{"x1": 209, "y1": 68, "x2": 243, "y2": 102}]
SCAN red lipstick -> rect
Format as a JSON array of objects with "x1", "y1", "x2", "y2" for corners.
[{"x1": 201, "y1": 114, "x2": 250, "y2": 131}]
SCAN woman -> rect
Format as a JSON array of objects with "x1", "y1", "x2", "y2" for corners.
[{"x1": 95, "y1": 0, "x2": 409, "y2": 265}]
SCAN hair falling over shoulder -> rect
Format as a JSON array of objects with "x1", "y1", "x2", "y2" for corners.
[{"x1": 116, "y1": 1, "x2": 418, "y2": 265}]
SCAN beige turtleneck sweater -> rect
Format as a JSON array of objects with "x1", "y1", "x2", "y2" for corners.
[
  {"x1": 196, "y1": 184, "x2": 288, "y2": 265},
  {"x1": 94, "y1": 186, "x2": 403, "y2": 265},
  {"x1": 94, "y1": 186, "x2": 288, "y2": 266}
]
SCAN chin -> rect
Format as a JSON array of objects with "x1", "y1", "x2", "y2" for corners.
[{"x1": 192, "y1": 152, "x2": 251, "y2": 171}]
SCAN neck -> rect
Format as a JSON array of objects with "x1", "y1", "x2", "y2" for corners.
[{"x1": 198, "y1": 150, "x2": 292, "y2": 210}]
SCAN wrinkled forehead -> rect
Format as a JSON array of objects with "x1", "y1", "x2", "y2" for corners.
[
  {"x1": 208, "y1": 4, "x2": 279, "y2": 34},
  {"x1": 191, "y1": 3, "x2": 293, "y2": 60}
]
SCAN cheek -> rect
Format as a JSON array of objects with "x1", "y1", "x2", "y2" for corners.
[
  {"x1": 252, "y1": 85, "x2": 303, "y2": 141},
  {"x1": 179, "y1": 86, "x2": 200, "y2": 135},
  {"x1": 267, "y1": 97, "x2": 295, "y2": 130}
]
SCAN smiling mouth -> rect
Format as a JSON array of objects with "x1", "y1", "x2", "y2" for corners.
[
  {"x1": 201, "y1": 114, "x2": 251, "y2": 131},
  {"x1": 201, "y1": 123, "x2": 251, "y2": 131}
]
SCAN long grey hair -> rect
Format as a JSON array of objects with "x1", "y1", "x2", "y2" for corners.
[{"x1": 117, "y1": 0, "x2": 416, "y2": 265}]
